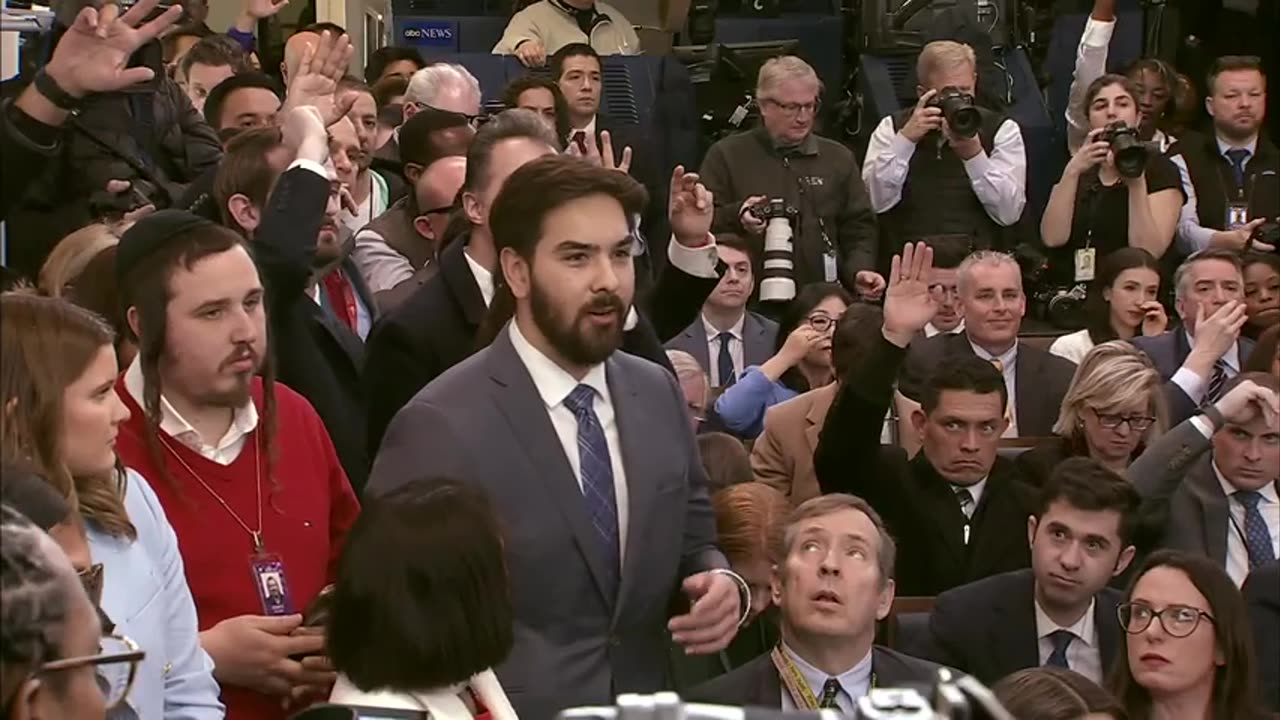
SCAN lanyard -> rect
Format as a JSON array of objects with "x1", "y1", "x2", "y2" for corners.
[
  {"x1": 770, "y1": 645, "x2": 876, "y2": 710},
  {"x1": 158, "y1": 432, "x2": 266, "y2": 553}
]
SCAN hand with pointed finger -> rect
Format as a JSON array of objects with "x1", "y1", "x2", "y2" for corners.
[
  {"x1": 44, "y1": 0, "x2": 184, "y2": 98},
  {"x1": 881, "y1": 242, "x2": 937, "y2": 346},
  {"x1": 855, "y1": 270, "x2": 887, "y2": 301},
  {"x1": 668, "y1": 572, "x2": 742, "y2": 655},
  {"x1": 668, "y1": 166, "x2": 714, "y2": 247}
]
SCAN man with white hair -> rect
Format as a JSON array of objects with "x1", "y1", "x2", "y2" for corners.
[
  {"x1": 862, "y1": 40, "x2": 1027, "y2": 277},
  {"x1": 699, "y1": 55, "x2": 880, "y2": 301},
  {"x1": 371, "y1": 62, "x2": 482, "y2": 192}
]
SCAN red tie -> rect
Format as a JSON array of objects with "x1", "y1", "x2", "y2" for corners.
[
  {"x1": 322, "y1": 269, "x2": 358, "y2": 332},
  {"x1": 572, "y1": 130, "x2": 588, "y2": 154}
]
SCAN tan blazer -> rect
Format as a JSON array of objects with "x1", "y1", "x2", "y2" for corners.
[{"x1": 750, "y1": 384, "x2": 837, "y2": 505}]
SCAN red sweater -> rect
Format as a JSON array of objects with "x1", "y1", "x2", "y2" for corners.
[{"x1": 115, "y1": 377, "x2": 361, "y2": 720}]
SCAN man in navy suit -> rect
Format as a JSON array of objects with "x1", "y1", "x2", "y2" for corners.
[
  {"x1": 1132, "y1": 249, "x2": 1256, "y2": 424},
  {"x1": 919, "y1": 457, "x2": 1138, "y2": 686},
  {"x1": 369, "y1": 155, "x2": 748, "y2": 720},
  {"x1": 667, "y1": 233, "x2": 779, "y2": 387}
]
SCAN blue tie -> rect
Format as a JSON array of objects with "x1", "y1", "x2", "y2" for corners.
[
  {"x1": 562, "y1": 385, "x2": 620, "y2": 597},
  {"x1": 1235, "y1": 491, "x2": 1276, "y2": 570},
  {"x1": 1045, "y1": 630, "x2": 1074, "y2": 669},
  {"x1": 1225, "y1": 148, "x2": 1251, "y2": 189},
  {"x1": 716, "y1": 331, "x2": 736, "y2": 387}
]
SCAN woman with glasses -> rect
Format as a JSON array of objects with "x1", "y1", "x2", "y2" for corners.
[
  {"x1": 1017, "y1": 341, "x2": 1167, "y2": 486},
  {"x1": 1049, "y1": 248, "x2": 1168, "y2": 364},
  {"x1": 1111, "y1": 550, "x2": 1267, "y2": 720},
  {"x1": 1, "y1": 504, "x2": 144, "y2": 720},
  {"x1": 713, "y1": 283, "x2": 852, "y2": 439},
  {"x1": 0, "y1": 294, "x2": 222, "y2": 720}
]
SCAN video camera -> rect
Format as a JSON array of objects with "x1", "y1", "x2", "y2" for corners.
[
  {"x1": 929, "y1": 87, "x2": 981, "y2": 138},
  {"x1": 1097, "y1": 122, "x2": 1148, "y2": 179},
  {"x1": 750, "y1": 198, "x2": 801, "y2": 303}
]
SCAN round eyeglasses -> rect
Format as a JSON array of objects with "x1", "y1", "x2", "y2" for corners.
[{"x1": 1118, "y1": 601, "x2": 1215, "y2": 638}]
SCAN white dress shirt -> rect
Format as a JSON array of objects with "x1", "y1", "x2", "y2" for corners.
[
  {"x1": 703, "y1": 313, "x2": 746, "y2": 386},
  {"x1": 508, "y1": 320, "x2": 630, "y2": 562},
  {"x1": 924, "y1": 319, "x2": 965, "y2": 338},
  {"x1": 123, "y1": 357, "x2": 258, "y2": 465},
  {"x1": 1034, "y1": 597, "x2": 1103, "y2": 683},
  {"x1": 862, "y1": 114, "x2": 1027, "y2": 226},
  {"x1": 968, "y1": 339, "x2": 1020, "y2": 436},
  {"x1": 1170, "y1": 330, "x2": 1241, "y2": 406},
  {"x1": 778, "y1": 643, "x2": 873, "y2": 716},
  {"x1": 1213, "y1": 462, "x2": 1280, "y2": 586},
  {"x1": 1171, "y1": 135, "x2": 1260, "y2": 254},
  {"x1": 568, "y1": 116, "x2": 598, "y2": 147}
]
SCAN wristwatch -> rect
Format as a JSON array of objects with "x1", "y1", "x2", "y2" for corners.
[{"x1": 33, "y1": 70, "x2": 81, "y2": 111}]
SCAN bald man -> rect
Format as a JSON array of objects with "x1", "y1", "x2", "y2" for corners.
[{"x1": 281, "y1": 31, "x2": 320, "y2": 85}]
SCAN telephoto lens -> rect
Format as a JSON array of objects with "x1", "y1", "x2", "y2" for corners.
[
  {"x1": 754, "y1": 199, "x2": 800, "y2": 303},
  {"x1": 931, "y1": 86, "x2": 981, "y2": 138},
  {"x1": 1100, "y1": 122, "x2": 1148, "y2": 178}
]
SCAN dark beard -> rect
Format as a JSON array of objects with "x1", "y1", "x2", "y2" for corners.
[{"x1": 529, "y1": 281, "x2": 626, "y2": 367}]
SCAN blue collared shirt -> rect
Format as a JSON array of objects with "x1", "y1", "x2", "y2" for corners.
[
  {"x1": 89, "y1": 469, "x2": 224, "y2": 720},
  {"x1": 778, "y1": 643, "x2": 874, "y2": 716}
]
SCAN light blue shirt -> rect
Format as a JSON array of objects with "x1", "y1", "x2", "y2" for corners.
[
  {"x1": 88, "y1": 469, "x2": 224, "y2": 720},
  {"x1": 713, "y1": 365, "x2": 800, "y2": 438},
  {"x1": 778, "y1": 643, "x2": 873, "y2": 715}
]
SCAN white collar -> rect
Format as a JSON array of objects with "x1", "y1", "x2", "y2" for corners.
[
  {"x1": 781, "y1": 641, "x2": 873, "y2": 698},
  {"x1": 329, "y1": 670, "x2": 517, "y2": 720},
  {"x1": 463, "y1": 247, "x2": 495, "y2": 307},
  {"x1": 967, "y1": 338, "x2": 1018, "y2": 366},
  {"x1": 509, "y1": 319, "x2": 612, "y2": 412},
  {"x1": 122, "y1": 356, "x2": 258, "y2": 447},
  {"x1": 569, "y1": 115, "x2": 598, "y2": 139},
  {"x1": 954, "y1": 476, "x2": 988, "y2": 508},
  {"x1": 1185, "y1": 330, "x2": 1240, "y2": 372},
  {"x1": 1216, "y1": 133, "x2": 1259, "y2": 157},
  {"x1": 925, "y1": 319, "x2": 965, "y2": 337},
  {"x1": 1213, "y1": 461, "x2": 1280, "y2": 501},
  {"x1": 702, "y1": 312, "x2": 746, "y2": 341},
  {"x1": 1034, "y1": 595, "x2": 1097, "y2": 647}
]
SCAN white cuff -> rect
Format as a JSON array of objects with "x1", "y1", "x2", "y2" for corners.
[
  {"x1": 962, "y1": 149, "x2": 993, "y2": 178},
  {"x1": 1171, "y1": 366, "x2": 1209, "y2": 406},
  {"x1": 1189, "y1": 414, "x2": 1215, "y2": 440},
  {"x1": 667, "y1": 233, "x2": 719, "y2": 279},
  {"x1": 889, "y1": 132, "x2": 918, "y2": 160},
  {"x1": 288, "y1": 158, "x2": 329, "y2": 180}
]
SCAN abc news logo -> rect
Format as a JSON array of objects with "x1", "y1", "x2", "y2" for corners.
[{"x1": 403, "y1": 25, "x2": 455, "y2": 40}]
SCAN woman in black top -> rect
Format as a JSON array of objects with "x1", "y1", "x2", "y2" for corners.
[{"x1": 1041, "y1": 74, "x2": 1185, "y2": 287}]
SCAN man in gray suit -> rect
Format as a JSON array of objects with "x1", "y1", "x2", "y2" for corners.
[
  {"x1": 666, "y1": 233, "x2": 779, "y2": 388},
  {"x1": 368, "y1": 155, "x2": 748, "y2": 720},
  {"x1": 1129, "y1": 372, "x2": 1279, "y2": 586},
  {"x1": 1132, "y1": 249, "x2": 1256, "y2": 425}
]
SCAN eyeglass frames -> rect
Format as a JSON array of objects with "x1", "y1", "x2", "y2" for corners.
[
  {"x1": 1090, "y1": 409, "x2": 1157, "y2": 432},
  {"x1": 1117, "y1": 601, "x2": 1216, "y2": 638}
]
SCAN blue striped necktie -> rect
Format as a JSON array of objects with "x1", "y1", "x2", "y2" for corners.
[{"x1": 563, "y1": 384, "x2": 620, "y2": 597}]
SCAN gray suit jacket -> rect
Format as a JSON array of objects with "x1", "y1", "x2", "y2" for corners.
[
  {"x1": 1130, "y1": 419, "x2": 1232, "y2": 564},
  {"x1": 368, "y1": 326, "x2": 728, "y2": 720},
  {"x1": 1131, "y1": 331, "x2": 1256, "y2": 425},
  {"x1": 665, "y1": 312, "x2": 779, "y2": 383}
]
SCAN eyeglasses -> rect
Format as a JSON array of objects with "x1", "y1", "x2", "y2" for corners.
[
  {"x1": 410, "y1": 102, "x2": 486, "y2": 129},
  {"x1": 1118, "y1": 601, "x2": 1215, "y2": 638},
  {"x1": 415, "y1": 203, "x2": 455, "y2": 222},
  {"x1": 38, "y1": 634, "x2": 145, "y2": 710},
  {"x1": 762, "y1": 98, "x2": 821, "y2": 117},
  {"x1": 79, "y1": 563, "x2": 104, "y2": 607},
  {"x1": 929, "y1": 283, "x2": 959, "y2": 299},
  {"x1": 805, "y1": 313, "x2": 839, "y2": 333},
  {"x1": 1092, "y1": 410, "x2": 1157, "y2": 432}
]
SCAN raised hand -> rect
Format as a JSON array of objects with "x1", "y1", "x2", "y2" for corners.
[
  {"x1": 668, "y1": 166, "x2": 713, "y2": 247},
  {"x1": 1213, "y1": 380, "x2": 1279, "y2": 428},
  {"x1": 283, "y1": 31, "x2": 355, "y2": 127},
  {"x1": 246, "y1": 0, "x2": 291, "y2": 20},
  {"x1": 599, "y1": 131, "x2": 633, "y2": 174},
  {"x1": 43, "y1": 0, "x2": 183, "y2": 98},
  {"x1": 882, "y1": 241, "x2": 937, "y2": 347}
]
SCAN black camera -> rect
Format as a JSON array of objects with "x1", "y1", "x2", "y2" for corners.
[
  {"x1": 929, "y1": 86, "x2": 981, "y2": 139},
  {"x1": 1032, "y1": 284, "x2": 1088, "y2": 330},
  {"x1": 1097, "y1": 122, "x2": 1148, "y2": 178},
  {"x1": 1250, "y1": 219, "x2": 1280, "y2": 251},
  {"x1": 748, "y1": 198, "x2": 795, "y2": 222}
]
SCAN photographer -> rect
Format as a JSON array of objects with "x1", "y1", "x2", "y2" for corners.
[
  {"x1": 863, "y1": 41, "x2": 1027, "y2": 272},
  {"x1": 1040, "y1": 75, "x2": 1184, "y2": 287},
  {"x1": 1170, "y1": 56, "x2": 1278, "y2": 254},
  {"x1": 699, "y1": 56, "x2": 880, "y2": 299}
]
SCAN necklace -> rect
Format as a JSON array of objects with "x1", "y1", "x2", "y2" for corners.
[{"x1": 157, "y1": 432, "x2": 266, "y2": 553}]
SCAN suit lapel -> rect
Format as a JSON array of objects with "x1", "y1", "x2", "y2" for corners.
[
  {"x1": 804, "y1": 385, "x2": 836, "y2": 454},
  {"x1": 990, "y1": 571, "x2": 1041, "y2": 676},
  {"x1": 309, "y1": 301, "x2": 364, "y2": 371},
  {"x1": 485, "y1": 331, "x2": 617, "y2": 608},
  {"x1": 743, "y1": 313, "x2": 769, "y2": 367},
  {"x1": 1096, "y1": 589, "x2": 1123, "y2": 675},
  {"x1": 342, "y1": 255, "x2": 378, "y2": 325},
  {"x1": 1013, "y1": 344, "x2": 1037, "y2": 433},
  {"x1": 441, "y1": 236, "x2": 488, "y2": 328},
  {"x1": 611, "y1": 358, "x2": 653, "y2": 625},
  {"x1": 1188, "y1": 461, "x2": 1230, "y2": 565},
  {"x1": 756, "y1": 654, "x2": 784, "y2": 708},
  {"x1": 688, "y1": 323, "x2": 711, "y2": 374}
]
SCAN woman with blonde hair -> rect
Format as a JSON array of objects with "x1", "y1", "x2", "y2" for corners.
[
  {"x1": 37, "y1": 223, "x2": 122, "y2": 298},
  {"x1": 1017, "y1": 341, "x2": 1167, "y2": 487},
  {"x1": 0, "y1": 292, "x2": 222, "y2": 719}
]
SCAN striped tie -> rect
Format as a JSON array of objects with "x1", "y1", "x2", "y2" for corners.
[
  {"x1": 1206, "y1": 360, "x2": 1229, "y2": 404},
  {"x1": 563, "y1": 385, "x2": 620, "y2": 598}
]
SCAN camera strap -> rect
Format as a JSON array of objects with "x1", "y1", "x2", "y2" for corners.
[
  {"x1": 781, "y1": 154, "x2": 837, "y2": 281},
  {"x1": 770, "y1": 646, "x2": 877, "y2": 710}
]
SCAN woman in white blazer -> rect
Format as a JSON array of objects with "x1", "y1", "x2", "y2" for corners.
[{"x1": 326, "y1": 477, "x2": 517, "y2": 720}]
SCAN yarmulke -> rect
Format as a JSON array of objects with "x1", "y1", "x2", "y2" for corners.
[{"x1": 115, "y1": 209, "x2": 217, "y2": 285}]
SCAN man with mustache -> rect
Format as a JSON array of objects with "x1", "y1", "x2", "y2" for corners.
[
  {"x1": 1171, "y1": 56, "x2": 1278, "y2": 254},
  {"x1": 112, "y1": 208, "x2": 360, "y2": 720},
  {"x1": 688, "y1": 493, "x2": 940, "y2": 712},
  {"x1": 368, "y1": 155, "x2": 749, "y2": 720}
]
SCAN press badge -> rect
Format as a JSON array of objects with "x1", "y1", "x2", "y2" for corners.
[
  {"x1": 1074, "y1": 247, "x2": 1097, "y2": 283},
  {"x1": 251, "y1": 553, "x2": 294, "y2": 616},
  {"x1": 1227, "y1": 202, "x2": 1250, "y2": 229},
  {"x1": 823, "y1": 251, "x2": 838, "y2": 282}
]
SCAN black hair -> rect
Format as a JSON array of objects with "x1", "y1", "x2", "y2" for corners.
[
  {"x1": 920, "y1": 354, "x2": 1008, "y2": 415},
  {"x1": 0, "y1": 460, "x2": 72, "y2": 531},
  {"x1": 202, "y1": 72, "x2": 282, "y2": 130},
  {"x1": 773, "y1": 283, "x2": 853, "y2": 393},
  {"x1": 1207, "y1": 55, "x2": 1266, "y2": 95},
  {"x1": 1084, "y1": 247, "x2": 1162, "y2": 346},
  {"x1": 501, "y1": 75, "x2": 571, "y2": 146},
  {"x1": 300, "y1": 22, "x2": 347, "y2": 37},
  {"x1": 1036, "y1": 457, "x2": 1142, "y2": 546},
  {"x1": 372, "y1": 74, "x2": 410, "y2": 110},
  {"x1": 550, "y1": 42, "x2": 601, "y2": 81},
  {"x1": 178, "y1": 34, "x2": 249, "y2": 81},
  {"x1": 364, "y1": 46, "x2": 425, "y2": 85},
  {"x1": 461, "y1": 109, "x2": 559, "y2": 195},
  {"x1": 831, "y1": 302, "x2": 884, "y2": 382},
  {"x1": 1084, "y1": 73, "x2": 1139, "y2": 112},
  {"x1": 326, "y1": 477, "x2": 514, "y2": 691}
]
